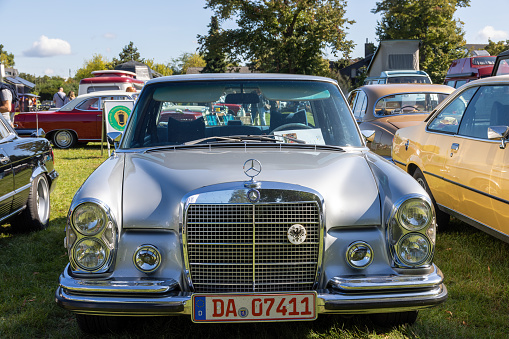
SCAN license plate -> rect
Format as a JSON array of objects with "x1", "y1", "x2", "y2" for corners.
[{"x1": 192, "y1": 292, "x2": 317, "y2": 322}]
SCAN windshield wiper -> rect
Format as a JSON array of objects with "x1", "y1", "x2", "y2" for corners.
[{"x1": 184, "y1": 134, "x2": 306, "y2": 145}]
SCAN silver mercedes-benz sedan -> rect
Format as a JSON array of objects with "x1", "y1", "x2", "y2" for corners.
[{"x1": 56, "y1": 73, "x2": 446, "y2": 333}]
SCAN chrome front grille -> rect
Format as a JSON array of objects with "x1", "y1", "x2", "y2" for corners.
[{"x1": 185, "y1": 202, "x2": 321, "y2": 293}]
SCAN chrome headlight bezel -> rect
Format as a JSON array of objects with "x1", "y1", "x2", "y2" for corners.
[
  {"x1": 66, "y1": 199, "x2": 118, "y2": 273},
  {"x1": 388, "y1": 194, "x2": 436, "y2": 268}
]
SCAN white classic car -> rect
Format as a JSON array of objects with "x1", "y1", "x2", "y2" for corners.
[{"x1": 56, "y1": 73, "x2": 446, "y2": 333}]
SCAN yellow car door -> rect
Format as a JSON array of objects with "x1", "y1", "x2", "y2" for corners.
[
  {"x1": 425, "y1": 87, "x2": 479, "y2": 213},
  {"x1": 442, "y1": 85, "x2": 509, "y2": 235}
]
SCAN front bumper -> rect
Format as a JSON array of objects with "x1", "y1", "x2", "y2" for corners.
[{"x1": 56, "y1": 264, "x2": 447, "y2": 317}]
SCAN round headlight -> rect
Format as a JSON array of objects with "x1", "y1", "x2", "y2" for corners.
[
  {"x1": 134, "y1": 245, "x2": 161, "y2": 273},
  {"x1": 74, "y1": 238, "x2": 107, "y2": 270},
  {"x1": 72, "y1": 202, "x2": 107, "y2": 235},
  {"x1": 398, "y1": 233, "x2": 431, "y2": 266},
  {"x1": 398, "y1": 198, "x2": 432, "y2": 231},
  {"x1": 346, "y1": 241, "x2": 373, "y2": 269}
]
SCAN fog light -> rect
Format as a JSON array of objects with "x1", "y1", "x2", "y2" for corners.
[
  {"x1": 398, "y1": 233, "x2": 431, "y2": 266},
  {"x1": 134, "y1": 245, "x2": 161, "y2": 273},
  {"x1": 346, "y1": 241, "x2": 373, "y2": 269}
]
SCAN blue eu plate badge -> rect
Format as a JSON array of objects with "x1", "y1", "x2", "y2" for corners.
[{"x1": 194, "y1": 296, "x2": 206, "y2": 320}]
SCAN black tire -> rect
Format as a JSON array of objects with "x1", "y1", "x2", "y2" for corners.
[
  {"x1": 76, "y1": 314, "x2": 124, "y2": 334},
  {"x1": 10, "y1": 174, "x2": 50, "y2": 232},
  {"x1": 52, "y1": 130, "x2": 76, "y2": 149},
  {"x1": 370, "y1": 310, "x2": 418, "y2": 327},
  {"x1": 413, "y1": 168, "x2": 450, "y2": 229}
]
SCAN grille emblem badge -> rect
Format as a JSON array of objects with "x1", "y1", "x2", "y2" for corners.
[
  {"x1": 247, "y1": 189, "x2": 260, "y2": 203},
  {"x1": 287, "y1": 224, "x2": 307, "y2": 245}
]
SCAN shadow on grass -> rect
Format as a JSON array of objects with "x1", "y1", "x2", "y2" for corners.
[
  {"x1": 0, "y1": 216, "x2": 67, "y2": 240},
  {"x1": 75, "y1": 313, "x2": 423, "y2": 339}
]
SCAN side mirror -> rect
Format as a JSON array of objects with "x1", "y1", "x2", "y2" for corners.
[
  {"x1": 488, "y1": 126, "x2": 509, "y2": 149},
  {"x1": 107, "y1": 131, "x2": 123, "y2": 149},
  {"x1": 361, "y1": 130, "x2": 375, "y2": 143},
  {"x1": 31, "y1": 128, "x2": 46, "y2": 138}
]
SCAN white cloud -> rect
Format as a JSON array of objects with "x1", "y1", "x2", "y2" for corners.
[
  {"x1": 103, "y1": 33, "x2": 116, "y2": 39},
  {"x1": 44, "y1": 68, "x2": 55, "y2": 75},
  {"x1": 476, "y1": 26, "x2": 509, "y2": 42},
  {"x1": 23, "y1": 35, "x2": 72, "y2": 57}
]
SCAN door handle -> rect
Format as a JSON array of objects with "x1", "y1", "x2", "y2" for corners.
[{"x1": 450, "y1": 143, "x2": 459, "y2": 157}]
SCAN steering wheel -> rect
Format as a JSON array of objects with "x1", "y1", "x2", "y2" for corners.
[
  {"x1": 270, "y1": 123, "x2": 312, "y2": 134},
  {"x1": 394, "y1": 105, "x2": 418, "y2": 113}
]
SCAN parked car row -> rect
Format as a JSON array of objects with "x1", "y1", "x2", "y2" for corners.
[
  {"x1": 9, "y1": 69, "x2": 509, "y2": 335},
  {"x1": 349, "y1": 73, "x2": 509, "y2": 244}
]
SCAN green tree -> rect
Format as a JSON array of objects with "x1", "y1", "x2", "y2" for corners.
[
  {"x1": 145, "y1": 59, "x2": 173, "y2": 76},
  {"x1": 204, "y1": 0, "x2": 354, "y2": 75},
  {"x1": 0, "y1": 44, "x2": 15, "y2": 68},
  {"x1": 372, "y1": 0, "x2": 470, "y2": 83},
  {"x1": 485, "y1": 39, "x2": 509, "y2": 56},
  {"x1": 170, "y1": 53, "x2": 206, "y2": 75},
  {"x1": 111, "y1": 42, "x2": 144, "y2": 68},
  {"x1": 74, "y1": 54, "x2": 111, "y2": 82},
  {"x1": 199, "y1": 16, "x2": 228, "y2": 73}
]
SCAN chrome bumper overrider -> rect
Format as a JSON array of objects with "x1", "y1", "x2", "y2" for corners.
[{"x1": 56, "y1": 264, "x2": 447, "y2": 316}]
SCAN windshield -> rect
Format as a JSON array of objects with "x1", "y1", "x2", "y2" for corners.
[
  {"x1": 374, "y1": 92, "x2": 450, "y2": 116},
  {"x1": 121, "y1": 79, "x2": 362, "y2": 149},
  {"x1": 386, "y1": 76, "x2": 431, "y2": 84}
]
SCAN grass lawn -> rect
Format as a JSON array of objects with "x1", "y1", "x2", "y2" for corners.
[{"x1": 0, "y1": 143, "x2": 508, "y2": 338}]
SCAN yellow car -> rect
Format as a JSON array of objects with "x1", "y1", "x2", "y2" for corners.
[{"x1": 392, "y1": 75, "x2": 509, "y2": 242}]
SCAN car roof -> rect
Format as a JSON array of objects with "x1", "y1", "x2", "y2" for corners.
[
  {"x1": 380, "y1": 70, "x2": 429, "y2": 76},
  {"x1": 146, "y1": 73, "x2": 338, "y2": 85},
  {"x1": 461, "y1": 74, "x2": 509, "y2": 87},
  {"x1": 356, "y1": 84, "x2": 456, "y2": 98},
  {"x1": 74, "y1": 90, "x2": 138, "y2": 100}
]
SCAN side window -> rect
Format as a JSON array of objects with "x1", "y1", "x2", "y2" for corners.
[
  {"x1": 444, "y1": 80, "x2": 455, "y2": 87},
  {"x1": 428, "y1": 87, "x2": 478, "y2": 134},
  {"x1": 353, "y1": 91, "x2": 367, "y2": 120},
  {"x1": 347, "y1": 91, "x2": 358, "y2": 108},
  {"x1": 458, "y1": 85, "x2": 509, "y2": 139},
  {"x1": 455, "y1": 80, "x2": 467, "y2": 88},
  {"x1": 0, "y1": 119, "x2": 11, "y2": 139},
  {"x1": 76, "y1": 98, "x2": 100, "y2": 110}
]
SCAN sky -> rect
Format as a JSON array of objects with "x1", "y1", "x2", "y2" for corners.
[{"x1": 0, "y1": 0, "x2": 508, "y2": 79}]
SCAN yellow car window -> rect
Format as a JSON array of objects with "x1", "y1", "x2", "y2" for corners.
[{"x1": 428, "y1": 87, "x2": 478, "y2": 134}]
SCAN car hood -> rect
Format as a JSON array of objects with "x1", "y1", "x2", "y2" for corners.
[
  {"x1": 383, "y1": 113, "x2": 429, "y2": 130},
  {"x1": 120, "y1": 148, "x2": 382, "y2": 230}
]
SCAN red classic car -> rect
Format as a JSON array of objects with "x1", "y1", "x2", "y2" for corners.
[{"x1": 14, "y1": 90, "x2": 137, "y2": 149}]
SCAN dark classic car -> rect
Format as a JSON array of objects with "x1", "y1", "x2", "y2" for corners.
[
  {"x1": 0, "y1": 115, "x2": 58, "y2": 231},
  {"x1": 56, "y1": 74, "x2": 446, "y2": 333},
  {"x1": 14, "y1": 90, "x2": 137, "y2": 149},
  {"x1": 348, "y1": 84, "x2": 455, "y2": 158}
]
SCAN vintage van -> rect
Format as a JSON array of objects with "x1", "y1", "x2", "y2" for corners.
[
  {"x1": 364, "y1": 70, "x2": 432, "y2": 85},
  {"x1": 78, "y1": 70, "x2": 145, "y2": 95},
  {"x1": 444, "y1": 56, "x2": 496, "y2": 88}
]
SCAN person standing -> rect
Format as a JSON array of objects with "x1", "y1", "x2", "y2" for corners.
[
  {"x1": 64, "y1": 91, "x2": 76, "y2": 105},
  {"x1": 0, "y1": 83, "x2": 14, "y2": 126},
  {"x1": 53, "y1": 87, "x2": 66, "y2": 108}
]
